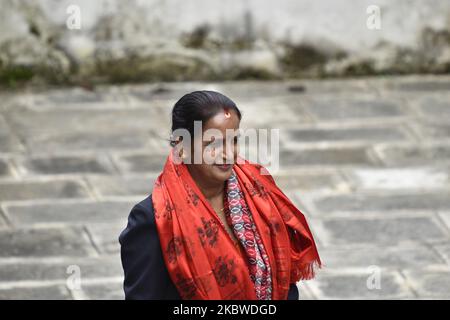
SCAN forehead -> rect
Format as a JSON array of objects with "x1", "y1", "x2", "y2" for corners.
[{"x1": 203, "y1": 109, "x2": 240, "y2": 134}]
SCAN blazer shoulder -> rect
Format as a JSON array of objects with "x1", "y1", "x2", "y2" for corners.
[
  {"x1": 118, "y1": 194, "x2": 155, "y2": 246},
  {"x1": 119, "y1": 193, "x2": 180, "y2": 299},
  {"x1": 131, "y1": 194, "x2": 156, "y2": 226},
  {"x1": 135, "y1": 194, "x2": 154, "y2": 216}
]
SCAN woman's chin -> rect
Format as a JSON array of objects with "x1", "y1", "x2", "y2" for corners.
[{"x1": 211, "y1": 164, "x2": 233, "y2": 180}]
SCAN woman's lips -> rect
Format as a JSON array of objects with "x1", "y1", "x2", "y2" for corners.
[{"x1": 214, "y1": 163, "x2": 232, "y2": 171}]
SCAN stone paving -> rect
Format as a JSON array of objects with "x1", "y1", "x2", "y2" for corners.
[{"x1": 0, "y1": 75, "x2": 449, "y2": 299}]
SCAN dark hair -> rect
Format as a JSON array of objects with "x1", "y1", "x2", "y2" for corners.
[{"x1": 169, "y1": 90, "x2": 242, "y2": 147}]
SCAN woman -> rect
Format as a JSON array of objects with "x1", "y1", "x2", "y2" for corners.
[{"x1": 119, "y1": 91, "x2": 321, "y2": 300}]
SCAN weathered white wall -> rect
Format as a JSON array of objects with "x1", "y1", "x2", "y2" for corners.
[
  {"x1": 1, "y1": 0, "x2": 449, "y2": 84},
  {"x1": 26, "y1": 0, "x2": 449, "y2": 49}
]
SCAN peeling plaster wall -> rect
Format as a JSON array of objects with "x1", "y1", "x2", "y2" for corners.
[{"x1": 1, "y1": 0, "x2": 449, "y2": 85}]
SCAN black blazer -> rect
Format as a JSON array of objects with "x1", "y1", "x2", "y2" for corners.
[{"x1": 119, "y1": 194, "x2": 300, "y2": 300}]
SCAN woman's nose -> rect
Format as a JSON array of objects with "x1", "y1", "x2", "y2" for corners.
[{"x1": 222, "y1": 144, "x2": 237, "y2": 163}]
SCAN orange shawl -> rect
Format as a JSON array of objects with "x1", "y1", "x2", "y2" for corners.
[{"x1": 152, "y1": 149, "x2": 322, "y2": 299}]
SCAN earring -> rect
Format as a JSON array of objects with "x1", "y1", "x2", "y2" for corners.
[{"x1": 179, "y1": 148, "x2": 186, "y2": 159}]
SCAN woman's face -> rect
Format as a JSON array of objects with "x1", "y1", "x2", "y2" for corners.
[{"x1": 185, "y1": 109, "x2": 240, "y2": 186}]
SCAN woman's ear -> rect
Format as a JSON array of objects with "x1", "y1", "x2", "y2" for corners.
[
  {"x1": 175, "y1": 140, "x2": 189, "y2": 160},
  {"x1": 171, "y1": 140, "x2": 185, "y2": 165}
]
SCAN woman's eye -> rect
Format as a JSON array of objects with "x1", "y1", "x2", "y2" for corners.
[{"x1": 207, "y1": 140, "x2": 222, "y2": 148}]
